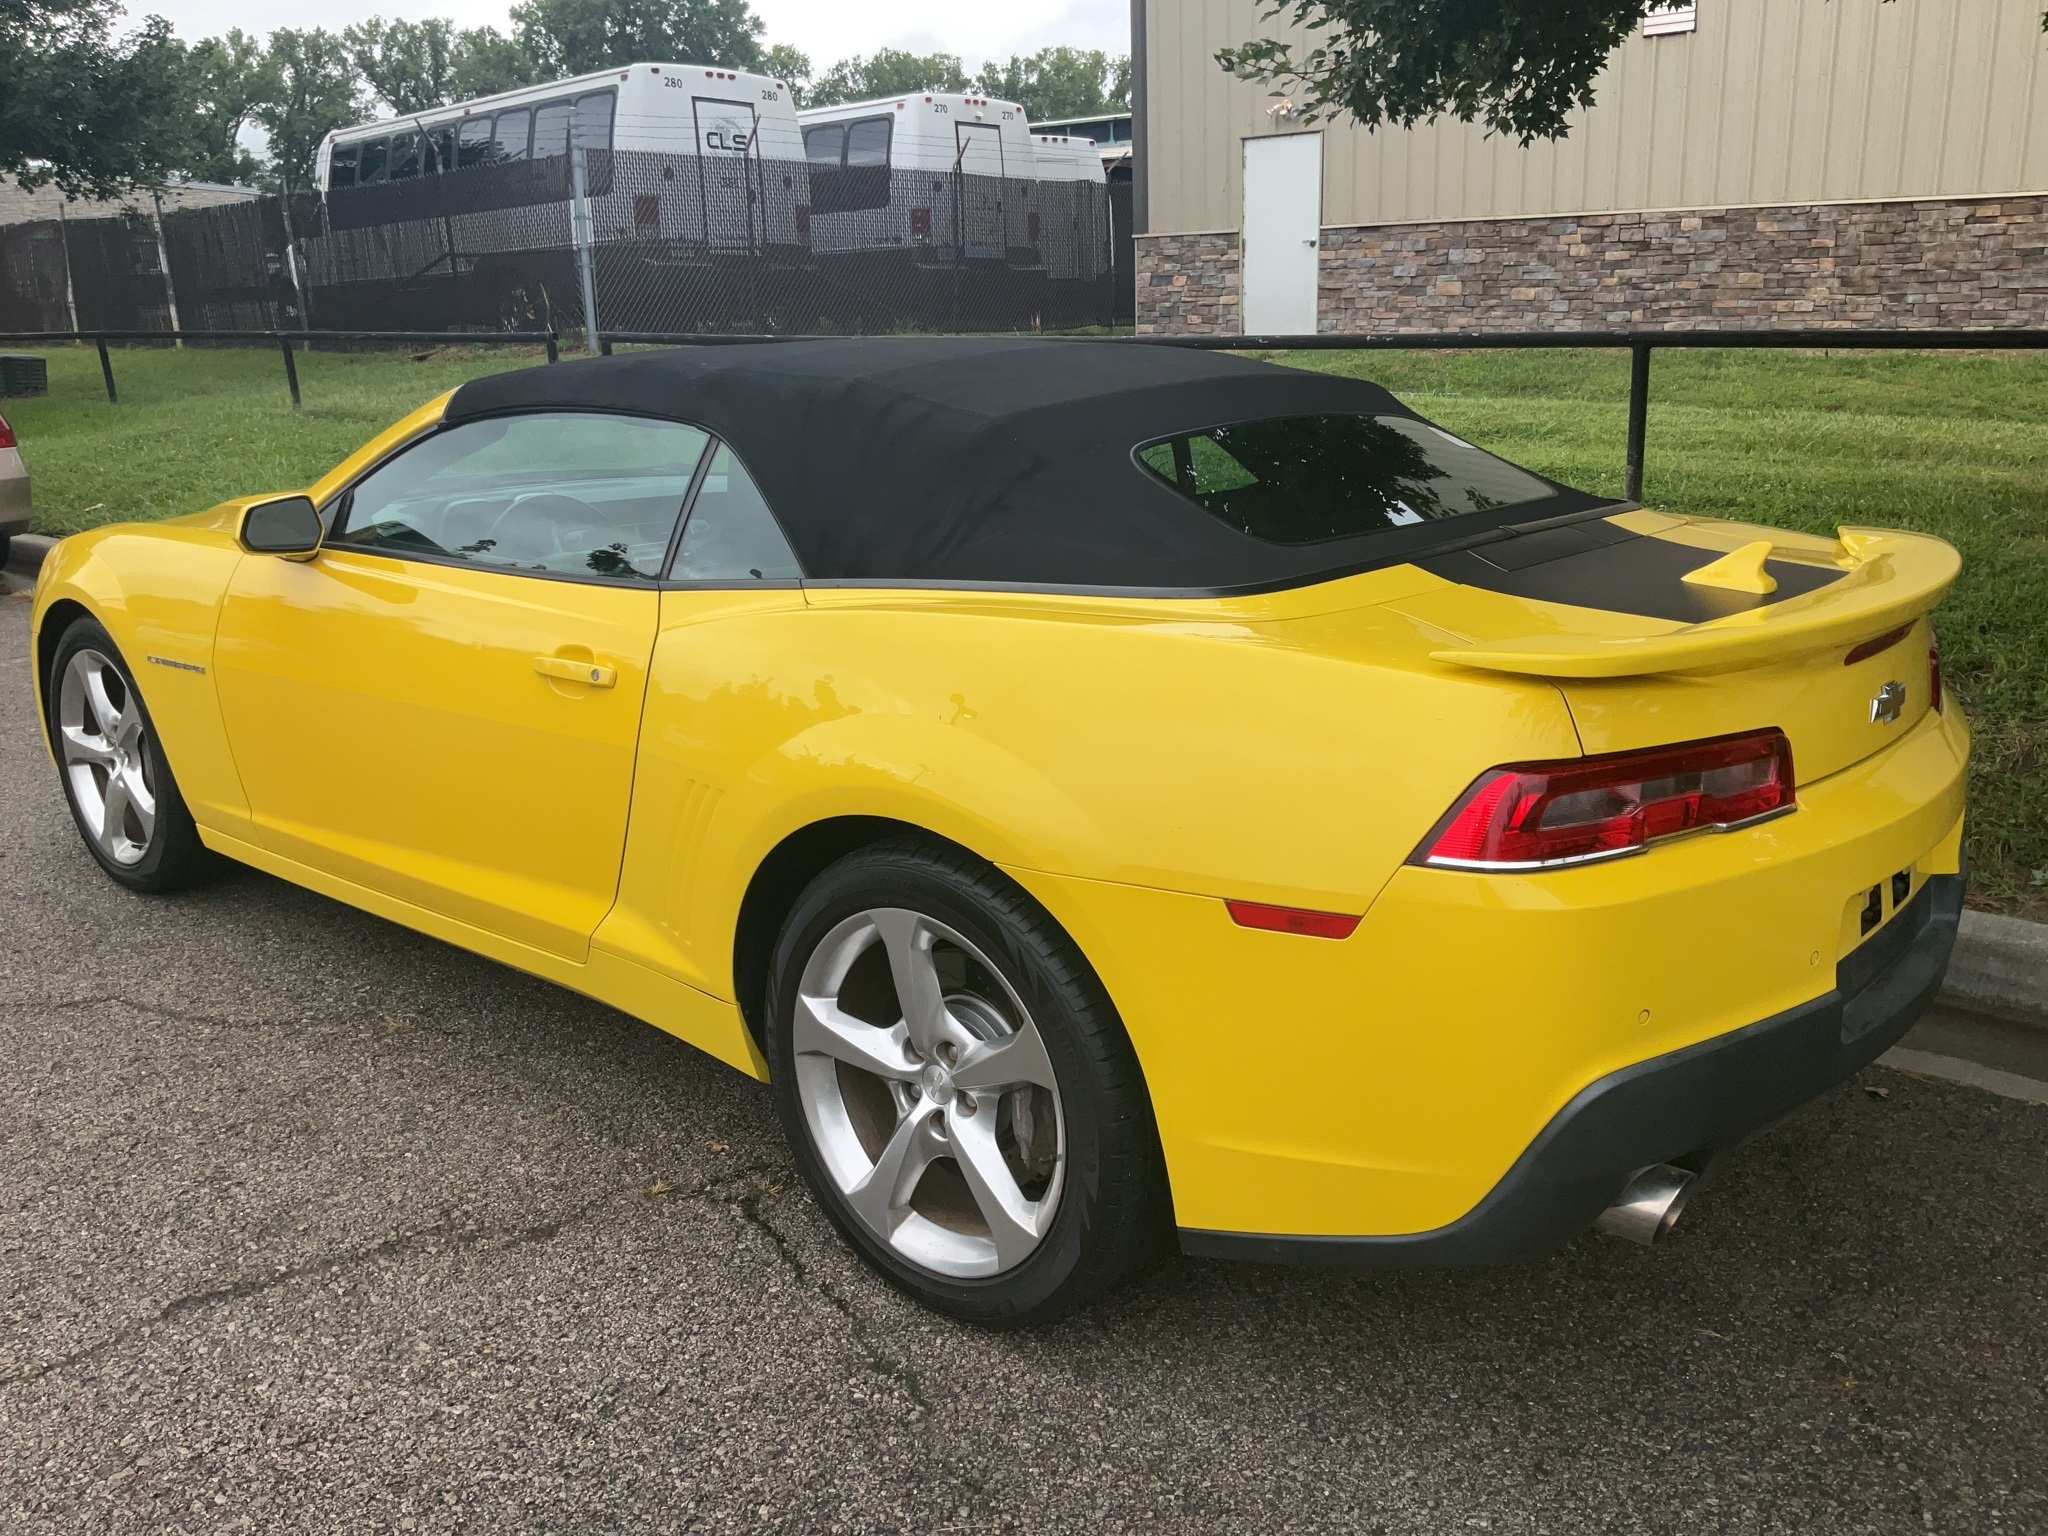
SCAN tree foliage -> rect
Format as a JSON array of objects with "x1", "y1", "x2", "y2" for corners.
[
  {"x1": 175, "y1": 28, "x2": 268, "y2": 186},
  {"x1": 250, "y1": 27, "x2": 363, "y2": 198},
  {"x1": 804, "y1": 48, "x2": 971, "y2": 108},
  {"x1": 973, "y1": 47, "x2": 1130, "y2": 122},
  {"x1": 1217, "y1": 0, "x2": 1668, "y2": 144},
  {"x1": 344, "y1": 17, "x2": 459, "y2": 116},
  {"x1": 0, "y1": 0, "x2": 192, "y2": 196},
  {"x1": 510, "y1": 0, "x2": 764, "y2": 77}
]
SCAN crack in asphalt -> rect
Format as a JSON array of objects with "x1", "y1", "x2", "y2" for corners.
[
  {"x1": 3, "y1": 1177, "x2": 693, "y2": 1390},
  {"x1": 731, "y1": 1179, "x2": 933, "y2": 1416}
]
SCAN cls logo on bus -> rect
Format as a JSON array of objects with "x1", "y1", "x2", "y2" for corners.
[
  {"x1": 1870, "y1": 680, "x2": 1907, "y2": 724},
  {"x1": 705, "y1": 130, "x2": 751, "y2": 152}
]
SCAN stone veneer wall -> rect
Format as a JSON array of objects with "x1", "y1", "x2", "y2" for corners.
[{"x1": 1136, "y1": 197, "x2": 2048, "y2": 333}]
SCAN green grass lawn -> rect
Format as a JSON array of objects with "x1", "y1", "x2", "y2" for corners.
[{"x1": 6, "y1": 341, "x2": 2044, "y2": 918}]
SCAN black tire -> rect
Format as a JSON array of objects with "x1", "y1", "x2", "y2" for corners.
[
  {"x1": 765, "y1": 836, "x2": 1170, "y2": 1326},
  {"x1": 47, "y1": 616, "x2": 215, "y2": 893}
]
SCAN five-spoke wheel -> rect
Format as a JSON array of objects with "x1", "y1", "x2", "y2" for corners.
[
  {"x1": 58, "y1": 647, "x2": 157, "y2": 866},
  {"x1": 768, "y1": 837, "x2": 1167, "y2": 1325},
  {"x1": 47, "y1": 617, "x2": 212, "y2": 892}
]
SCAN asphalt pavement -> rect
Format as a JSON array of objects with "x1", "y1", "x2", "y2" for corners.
[{"x1": 3, "y1": 592, "x2": 2045, "y2": 1535}]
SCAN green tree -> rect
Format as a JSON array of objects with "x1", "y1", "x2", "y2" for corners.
[
  {"x1": 176, "y1": 28, "x2": 268, "y2": 185},
  {"x1": 805, "y1": 48, "x2": 969, "y2": 108},
  {"x1": 0, "y1": 0, "x2": 192, "y2": 196},
  {"x1": 450, "y1": 27, "x2": 544, "y2": 99},
  {"x1": 1217, "y1": 0, "x2": 1669, "y2": 143},
  {"x1": 252, "y1": 27, "x2": 363, "y2": 197},
  {"x1": 974, "y1": 46, "x2": 1130, "y2": 121},
  {"x1": 510, "y1": 0, "x2": 764, "y2": 77},
  {"x1": 762, "y1": 41, "x2": 811, "y2": 101},
  {"x1": 344, "y1": 16, "x2": 458, "y2": 114}
]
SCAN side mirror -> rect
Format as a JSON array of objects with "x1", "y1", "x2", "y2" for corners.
[{"x1": 240, "y1": 495, "x2": 323, "y2": 558}]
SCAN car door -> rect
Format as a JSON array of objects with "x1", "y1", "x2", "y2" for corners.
[{"x1": 213, "y1": 410, "x2": 712, "y2": 962}]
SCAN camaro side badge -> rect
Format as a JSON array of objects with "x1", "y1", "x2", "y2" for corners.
[
  {"x1": 147, "y1": 655, "x2": 207, "y2": 675},
  {"x1": 1870, "y1": 680, "x2": 1907, "y2": 724}
]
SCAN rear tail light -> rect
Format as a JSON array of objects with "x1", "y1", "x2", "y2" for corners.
[
  {"x1": 1929, "y1": 634, "x2": 1943, "y2": 712},
  {"x1": 0, "y1": 413, "x2": 13, "y2": 450},
  {"x1": 1411, "y1": 728, "x2": 1797, "y2": 872},
  {"x1": 910, "y1": 207, "x2": 932, "y2": 235}
]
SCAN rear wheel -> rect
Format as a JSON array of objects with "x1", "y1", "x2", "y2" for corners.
[
  {"x1": 765, "y1": 837, "x2": 1168, "y2": 1325},
  {"x1": 48, "y1": 617, "x2": 214, "y2": 892}
]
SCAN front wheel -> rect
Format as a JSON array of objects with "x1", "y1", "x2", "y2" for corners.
[
  {"x1": 765, "y1": 837, "x2": 1168, "y2": 1325},
  {"x1": 48, "y1": 616, "x2": 214, "y2": 892}
]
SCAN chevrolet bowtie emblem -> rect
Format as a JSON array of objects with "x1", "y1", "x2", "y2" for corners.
[{"x1": 1870, "y1": 680, "x2": 1907, "y2": 724}]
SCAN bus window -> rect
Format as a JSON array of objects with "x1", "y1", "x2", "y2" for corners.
[
  {"x1": 429, "y1": 125, "x2": 455, "y2": 173},
  {"x1": 574, "y1": 90, "x2": 614, "y2": 153},
  {"x1": 846, "y1": 117, "x2": 891, "y2": 168},
  {"x1": 495, "y1": 108, "x2": 531, "y2": 163},
  {"x1": 533, "y1": 100, "x2": 573, "y2": 160},
  {"x1": 329, "y1": 143, "x2": 359, "y2": 189},
  {"x1": 358, "y1": 137, "x2": 389, "y2": 184},
  {"x1": 804, "y1": 123, "x2": 845, "y2": 165},
  {"x1": 457, "y1": 117, "x2": 493, "y2": 169},
  {"x1": 390, "y1": 130, "x2": 421, "y2": 181}
]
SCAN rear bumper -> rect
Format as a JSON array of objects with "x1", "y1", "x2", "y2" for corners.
[
  {"x1": 1181, "y1": 870, "x2": 1964, "y2": 1269},
  {"x1": 0, "y1": 449, "x2": 29, "y2": 536}
]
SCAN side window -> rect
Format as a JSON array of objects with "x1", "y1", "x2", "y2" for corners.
[
  {"x1": 846, "y1": 117, "x2": 891, "y2": 168},
  {"x1": 329, "y1": 143, "x2": 358, "y2": 189},
  {"x1": 358, "y1": 137, "x2": 388, "y2": 185},
  {"x1": 495, "y1": 108, "x2": 531, "y2": 163},
  {"x1": 804, "y1": 123, "x2": 845, "y2": 165},
  {"x1": 533, "y1": 99, "x2": 574, "y2": 161},
  {"x1": 389, "y1": 130, "x2": 421, "y2": 181},
  {"x1": 671, "y1": 444, "x2": 802, "y2": 582},
  {"x1": 574, "y1": 91, "x2": 614, "y2": 153},
  {"x1": 334, "y1": 413, "x2": 710, "y2": 582},
  {"x1": 457, "y1": 117, "x2": 493, "y2": 169}
]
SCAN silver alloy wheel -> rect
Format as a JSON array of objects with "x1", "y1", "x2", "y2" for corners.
[
  {"x1": 57, "y1": 649, "x2": 157, "y2": 867},
  {"x1": 793, "y1": 908, "x2": 1066, "y2": 1278}
]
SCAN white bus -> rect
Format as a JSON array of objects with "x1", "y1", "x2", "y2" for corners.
[
  {"x1": 797, "y1": 93, "x2": 1037, "y2": 264},
  {"x1": 1029, "y1": 112, "x2": 1133, "y2": 176},
  {"x1": 1027, "y1": 134, "x2": 1110, "y2": 281},
  {"x1": 313, "y1": 63, "x2": 809, "y2": 258}
]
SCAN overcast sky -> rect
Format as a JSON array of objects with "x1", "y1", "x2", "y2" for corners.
[{"x1": 126, "y1": 0, "x2": 1132, "y2": 72}]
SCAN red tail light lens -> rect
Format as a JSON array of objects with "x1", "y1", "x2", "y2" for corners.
[
  {"x1": 0, "y1": 413, "x2": 14, "y2": 450},
  {"x1": 1929, "y1": 635, "x2": 1942, "y2": 712},
  {"x1": 910, "y1": 207, "x2": 932, "y2": 235},
  {"x1": 1412, "y1": 729, "x2": 1797, "y2": 872}
]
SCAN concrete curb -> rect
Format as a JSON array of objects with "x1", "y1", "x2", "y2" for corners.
[
  {"x1": 4, "y1": 531, "x2": 55, "y2": 577},
  {"x1": 1943, "y1": 909, "x2": 2048, "y2": 1029}
]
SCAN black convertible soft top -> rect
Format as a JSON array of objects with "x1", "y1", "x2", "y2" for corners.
[{"x1": 445, "y1": 338, "x2": 1614, "y2": 593}]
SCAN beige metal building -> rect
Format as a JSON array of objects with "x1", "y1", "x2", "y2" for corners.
[{"x1": 1129, "y1": 0, "x2": 2048, "y2": 332}]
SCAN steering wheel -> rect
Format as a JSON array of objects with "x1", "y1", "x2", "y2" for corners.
[{"x1": 487, "y1": 492, "x2": 604, "y2": 562}]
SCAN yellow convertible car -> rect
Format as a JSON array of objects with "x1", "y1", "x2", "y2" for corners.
[{"x1": 29, "y1": 340, "x2": 1967, "y2": 1323}]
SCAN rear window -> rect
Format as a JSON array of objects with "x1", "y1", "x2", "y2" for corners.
[{"x1": 1135, "y1": 414, "x2": 1553, "y2": 545}]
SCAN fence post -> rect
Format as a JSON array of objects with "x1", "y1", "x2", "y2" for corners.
[
  {"x1": 570, "y1": 143, "x2": 602, "y2": 356},
  {"x1": 546, "y1": 332, "x2": 559, "y2": 364},
  {"x1": 1625, "y1": 340, "x2": 1652, "y2": 502},
  {"x1": 95, "y1": 338, "x2": 117, "y2": 403},
  {"x1": 279, "y1": 334, "x2": 301, "y2": 409},
  {"x1": 56, "y1": 200, "x2": 80, "y2": 333}
]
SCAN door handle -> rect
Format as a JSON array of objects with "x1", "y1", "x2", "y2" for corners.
[{"x1": 533, "y1": 655, "x2": 617, "y2": 688}]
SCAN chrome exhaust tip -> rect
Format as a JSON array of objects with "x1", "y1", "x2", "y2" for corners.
[{"x1": 1593, "y1": 1163, "x2": 1697, "y2": 1246}]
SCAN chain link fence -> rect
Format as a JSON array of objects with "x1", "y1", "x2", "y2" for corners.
[{"x1": 0, "y1": 148, "x2": 1126, "y2": 341}]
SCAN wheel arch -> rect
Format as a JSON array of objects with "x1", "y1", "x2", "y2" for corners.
[{"x1": 33, "y1": 596, "x2": 96, "y2": 749}]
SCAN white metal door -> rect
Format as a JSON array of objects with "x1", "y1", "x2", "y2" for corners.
[{"x1": 1241, "y1": 132, "x2": 1322, "y2": 336}]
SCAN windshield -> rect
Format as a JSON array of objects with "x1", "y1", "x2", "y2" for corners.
[{"x1": 1135, "y1": 414, "x2": 1554, "y2": 545}]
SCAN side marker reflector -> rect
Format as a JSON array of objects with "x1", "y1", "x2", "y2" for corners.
[{"x1": 1225, "y1": 901, "x2": 1362, "y2": 940}]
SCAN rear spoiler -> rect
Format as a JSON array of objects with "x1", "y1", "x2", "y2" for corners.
[{"x1": 1430, "y1": 527, "x2": 1960, "y2": 678}]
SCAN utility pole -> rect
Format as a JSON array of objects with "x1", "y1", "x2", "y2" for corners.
[
  {"x1": 150, "y1": 188, "x2": 184, "y2": 346},
  {"x1": 570, "y1": 139, "x2": 602, "y2": 355},
  {"x1": 55, "y1": 198, "x2": 80, "y2": 332}
]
